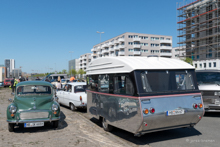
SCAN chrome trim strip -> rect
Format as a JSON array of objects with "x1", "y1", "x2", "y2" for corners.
[
  {"x1": 7, "y1": 117, "x2": 60, "y2": 123},
  {"x1": 205, "y1": 110, "x2": 220, "y2": 112}
]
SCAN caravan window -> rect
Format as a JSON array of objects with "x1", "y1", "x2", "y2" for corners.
[
  {"x1": 141, "y1": 70, "x2": 196, "y2": 93},
  {"x1": 98, "y1": 75, "x2": 109, "y2": 93},
  {"x1": 114, "y1": 76, "x2": 134, "y2": 96}
]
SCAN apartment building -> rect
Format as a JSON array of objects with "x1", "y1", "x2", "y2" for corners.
[
  {"x1": 172, "y1": 46, "x2": 186, "y2": 59},
  {"x1": 91, "y1": 32, "x2": 172, "y2": 60},
  {"x1": 4, "y1": 59, "x2": 15, "y2": 78},
  {"x1": 177, "y1": 0, "x2": 220, "y2": 69},
  {"x1": 79, "y1": 53, "x2": 92, "y2": 71},
  {"x1": 69, "y1": 59, "x2": 79, "y2": 72}
]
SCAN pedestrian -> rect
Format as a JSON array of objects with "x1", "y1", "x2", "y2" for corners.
[
  {"x1": 35, "y1": 77, "x2": 40, "y2": 81},
  {"x1": 45, "y1": 77, "x2": 50, "y2": 82},
  {"x1": 19, "y1": 75, "x2": 26, "y2": 82},
  {"x1": 56, "y1": 79, "x2": 62, "y2": 91},
  {"x1": 9, "y1": 77, "x2": 15, "y2": 93},
  {"x1": 26, "y1": 76, "x2": 29, "y2": 81}
]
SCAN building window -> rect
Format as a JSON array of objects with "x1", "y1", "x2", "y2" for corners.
[
  {"x1": 204, "y1": 63, "x2": 206, "y2": 68},
  {"x1": 128, "y1": 55, "x2": 133, "y2": 56},
  {"x1": 151, "y1": 44, "x2": 159, "y2": 47},
  {"x1": 197, "y1": 55, "x2": 199, "y2": 59},
  {"x1": 128, "y1": 42, "x2": 133, "y2": 45},
  {"x1": 141, "y1": 49, "x2": 148, "y2": 52},
  {"x1": 195, "y1": 64, "x2": 197, "y2": 68},
  {"x1": 160, "y1": 37, "x2": 164, "y2": 40},
  {"x1": 166, "y1": 38, "x2": 171, "y2": 40},
  {"x1": 134, "y1": 35, "x2": 138, "y2": 38},
  {"x1": 199, "y1": 64, "x2": 202, "y2": 68},
  {"x1": 214, "y1": 62, "x2": 216, "y2": 67},
  {"x1": 128, "y1": 49, "x2": 134, "y2": 52},
  {"x1": 128, "y1": 35, "x2": 133, "y2": 38},
  {"x1": 209, "y1": 62, "x2": 211, "y2": 67},
  {"x1": 144, "y1": 43, "x2": 148, "y2": 46},
  {"x1": 151, "y1": 50, "x2": 159, "y2": 53}
]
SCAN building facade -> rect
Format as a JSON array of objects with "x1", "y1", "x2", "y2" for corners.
[
  {"x1": 177, "y1": 0, "x2": 220, "y2": 61},
  {"x1": 91, "y1": 32, "x2": 172, "y2": 60},
  {"x1": 4, "y1": 59, "x2": 15, "y2": 78},
  {"x1": 11, "y1": 68, "x2": 22, "y2": 79},
  {"x1": 172, "y1": 46, "x2": 186, "y2": 59},
  {"x1": 79, "y1": 53, "x2": 92, "y2": 71},
  {"x1": 69, "y1": 59, "x2": 80, "y2": 72}
]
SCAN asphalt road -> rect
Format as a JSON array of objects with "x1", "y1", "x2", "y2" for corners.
[{"x1": 77, "y1": 109, "x2": 220, "y2": 147}]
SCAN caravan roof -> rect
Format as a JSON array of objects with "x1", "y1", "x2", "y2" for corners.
[{"x1": 86, "y1": 57, "x2": 194, "y2": 75}]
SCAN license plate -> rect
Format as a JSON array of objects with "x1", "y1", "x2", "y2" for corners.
[
  {"x1": 167, "y1": 109, "x2": 184, "y2": 116},
  {"x1": 24, "y1": 122, "x2": 44, "y2": 128}
]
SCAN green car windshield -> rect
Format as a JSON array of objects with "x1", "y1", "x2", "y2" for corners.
[{"x1": 17, "y1": 85, "x2": 52, "y2": 96}]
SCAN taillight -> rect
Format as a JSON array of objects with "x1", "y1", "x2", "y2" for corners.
[
  {"x1": 198, "y1": 103, "x2": 203, "y2": 108},
  {"x1": 143, "y1": 109, "x2": 149, "y2": 114},
  {"x1": 193, "y1": 103, "x2": 198, "y2": 109},
  {"x1": 150, "y1": 108, "x2": 155, "y2": 113},
  {"x1": 80, "y1": 96, "x2": 82, "y2": 101}
]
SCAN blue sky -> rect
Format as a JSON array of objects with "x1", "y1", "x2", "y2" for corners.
[{"x1": 0, "y1": 0, "x2": 184, "y2": 73}]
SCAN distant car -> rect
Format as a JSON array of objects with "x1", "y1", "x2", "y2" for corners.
[
  {"x1": 4, "y1": 78, "x2": 13, "y2": 87},
  {"x1": 0, "y1": 82, "x2": 4, "y2": 87},
  {"x1": 61, "y1": 79, "x2": 70, "y2": 88},
  {"x1": 6, "y1": 81, "x2": 60, "y2": 132},
  {"x1": 56, "y1": 82, "x2": 87, "y2": 110}
]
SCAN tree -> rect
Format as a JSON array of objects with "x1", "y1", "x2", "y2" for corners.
[
  {"x1": 62, "y1": 69, "x2": 67, "y2": 74},
  {"x1": 70, "y1": 69, "x2": 77, "y2": 77},
  {"x1": 77, "y1": 69, "x2": 86, "y2": 78},
  {"x1": 181, "y1": 57, "x2": 193, "y2": 65}
]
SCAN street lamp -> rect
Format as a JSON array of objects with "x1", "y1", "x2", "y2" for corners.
[
  {"x1": 97, "y1": 31, "x2": 104, "y2": 43},
  {"x1": 69, "y1": 51, "x2": 74, "y2": 76}
]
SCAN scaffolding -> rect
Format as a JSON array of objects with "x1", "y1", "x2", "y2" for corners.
[{"x1": 177, "y1": 0, "x2": 220, "y2": 61}]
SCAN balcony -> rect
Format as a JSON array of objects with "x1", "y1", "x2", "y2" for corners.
[
  {"x1": 102, "y1": 50, "x2": 109, "y2": 54},
  {"x1": 91, "y1": 53, "x2": 97, "y2": 57},
  {"x1": 91, "y1": 48, "x2": 96, "y2": 52},
  {"x1": 160, "y1": 46, "x2": 172, "y2": 50},
  {"x1": 133, "y1": 51, "x2": 141, "y2": 55},
  {"x1": 160, "y1": 40, "x2": 172, "y2": 44},
  {"x1": 114, "y1": 40, "x2": 119, "y2": 44},
  {"x1": 119, "y1": 38, "x2": 125, "y2": 42},
  {"x1": 114, "y1": 46, "x2": 119, "y2": 50},
  {"x1": 109, "y1": 48, "x2": 114, "y2": 51},
  {"x1": 109, "y1": 42, "x2": 113, "y2": 46},
  {"x1": 97, "y1": 52, "x2": 101, "y2": 55},
  {"x1": 109, "y1": 54, "x2": 115, "y2": 57},
  {"x1": 133, "y1": 38, "x2": 141, "y2": 42},
  {"x1": 118, "y1": 51, "x2": 125, "y2": 56},
  {"x1": 82, "y1": 60, "x2": 87, "y2": 64},
  {"x1": 119, "y1": 45, "x2": 125, "y2": 48},
  {"x1": 133, "y1": 44, "x2": 141, "y2": 48},
  {"x1": 160, "y1": 52, "x2": 172, "y2": 57}
]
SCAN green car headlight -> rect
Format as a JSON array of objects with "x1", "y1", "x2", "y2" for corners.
[
  {"x1": 9, "y1": 105, "x2": 17, "y2": 114},
  {"x1": 52, "y1": 104, "x2": 58, "y2": 111}
]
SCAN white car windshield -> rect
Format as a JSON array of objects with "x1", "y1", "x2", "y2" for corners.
[{"x1": 17, "y1": 85, "x2": 52, "y2": 96}]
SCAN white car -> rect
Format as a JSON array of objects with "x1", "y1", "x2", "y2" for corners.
[{"x1": 56, "y1": 82, "x2": 87, "y2": 111}]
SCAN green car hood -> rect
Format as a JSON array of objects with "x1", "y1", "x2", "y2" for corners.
[{"x1": 14, "y1": 95, "x2": 53, "y2": 111}]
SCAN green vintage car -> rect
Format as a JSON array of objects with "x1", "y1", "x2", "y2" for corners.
[{"x1": 7, "y1": 81, "x2": 60, "y2": 132}]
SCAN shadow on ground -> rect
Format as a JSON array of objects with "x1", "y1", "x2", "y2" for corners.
[
  {"x1": 89, "y1": 117, "x2": 202, "y2": 146},
  {"x1": 204, "y1": 112, "x2": 220, "y2": 117},
  {"x1": 13, "y1": 111, "x2": 68, "y2": 133}
]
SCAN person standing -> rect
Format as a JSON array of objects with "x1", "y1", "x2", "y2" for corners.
[
  {"x1": 10, "y1": 77, "x2": 15, "y2": 93},
  {"x1": 26, "y1": 76, "x2": 29, "y2": 81},
  {"x1": 56, "y1": 80, "x2": 62, "y2": 91},
  {"x1": 19, "y1": 75, "x2": 26, "y2": 82}
]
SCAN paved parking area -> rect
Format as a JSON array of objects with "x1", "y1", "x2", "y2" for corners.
[{"x1": 0, "y1": 87, "x2": 219, "y2": 147}]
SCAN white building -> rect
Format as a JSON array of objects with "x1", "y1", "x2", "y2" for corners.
[{"x1": 5, "y1": 59, "x2": 15, "y2": 78}]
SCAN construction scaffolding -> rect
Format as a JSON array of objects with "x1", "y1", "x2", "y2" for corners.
[{"x1": 177, "y1": 0, "x2": 220, "y2": 61}]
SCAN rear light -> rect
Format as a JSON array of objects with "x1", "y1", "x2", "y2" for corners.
[
  {"x1": 143, "y1": 109, "x2": 149, "y2": 114},
  {"x1": 80, "y1": 96, "x2": 82, "y2": 101},
  {"x1": 193, "y1": 103, "x2": 198, "y2": 109},
  {"x1": 198, "y1": 103, "x2": 203, "y2": 108},
  {"x1": 150, "y1": 108, "x2": 155, "y2": 113}
]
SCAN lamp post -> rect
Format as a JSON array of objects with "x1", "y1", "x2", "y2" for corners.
[
  {"x1": 97, "y1": 31, "x2": 104, "y2": 43},
  {"x1": 69, "y1": 51, "x2": 74, "y2": 77}
]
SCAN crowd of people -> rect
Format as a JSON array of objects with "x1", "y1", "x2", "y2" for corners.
[{"x1": 9, "y1": 75, "x2": 28, "y2": 93}]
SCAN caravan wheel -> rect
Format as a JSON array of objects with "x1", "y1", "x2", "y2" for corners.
[{"x1": 102, "y1": 117, "x2": 113, "y2": 132}]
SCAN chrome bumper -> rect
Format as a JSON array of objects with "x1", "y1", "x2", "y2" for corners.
[{"x1": 7, "y1": 117, "x2": 60, "y2": 124}]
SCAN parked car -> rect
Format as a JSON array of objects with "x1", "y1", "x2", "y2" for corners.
[
  {"x1": 4, "y1": 78, "x2": 13, "y2": 87},
  {"x1": 196, "y1": 70, "x2": 220, "y2": 112},
  {"x1": 6, "y1": 81, "x2": 60, "y2": 132},
  {"x1": 0, "y1": 81, "x2": 4, "y2": 88},
  {"x1": 56, "y1": 82, "x2": 87, "y2": 110},
  {"x1": 61, "y1": 78, "x2": 70, "y2": 88}
]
